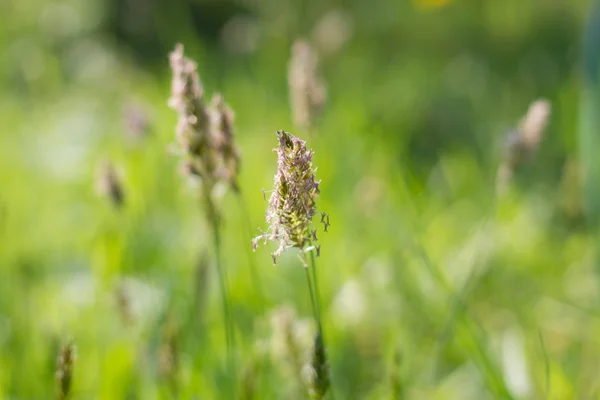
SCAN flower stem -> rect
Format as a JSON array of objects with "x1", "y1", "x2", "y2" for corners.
[
  {"x1": 304, "y1": 248, "x2": 334, "y2": 400},
  {"x1": 307, "y1": 244, "x2": 323, "y2": 334},
  {"x1": 204, "y1": 191, "x2": 236, "y2": 385},
  {"x1": 304, "y1": 257, "x2": 320, "y2": 331}
]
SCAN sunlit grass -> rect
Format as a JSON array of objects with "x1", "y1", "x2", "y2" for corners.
[{"x1": 0, "y1": 0, "x2": 597, "y2": 398}]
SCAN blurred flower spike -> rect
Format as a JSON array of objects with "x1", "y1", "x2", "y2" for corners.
[
  {"x1": 168, "y1": 43, "x2": 241, "y2": 194},
  {"x1": 56, "y1": 338, "x2": 76, "y2": 400},
  {"x1": 288, "y1": 40, "x2": 327, "y2": 130},
  {"x1": 96, "y1": 160, "x2": 125, "y2": 208},
  {"x1": 497, "y1": 98, "x2": 552, "y2": 193}
]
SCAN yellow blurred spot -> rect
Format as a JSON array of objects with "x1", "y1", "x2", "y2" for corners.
[{"x1": 413, "y1": 0, "x2": 453, "y2": 10}]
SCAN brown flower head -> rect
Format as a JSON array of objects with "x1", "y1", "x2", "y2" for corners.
[
  {"x1": 168, "y1": 43, "x2": 217, "y2": 186},
  {"x1": 506, "y1": 98, "x2": 551, "y2": 167},
  {"x1": 209, "y1": 93, "x2": 241, "y2": 192},
  {"x1": 307, "y1": 332, "x2": 330, "y2": 400},
  {"x1": 168, "y1": 43, "x2": 241, "y2": 195},
  {"x1": 254, "y1": 130, "x2": 326, "y2": 264},
  {"x1": 497, "y1": 98, "x2": 552, "y2": 193},
  {"x1": 311, "y1": 10, "x2": 353, "y2": 56},
  {"x1": 123, "y1": 101, "x2": 151, "y2": 144},
  {"x1": 159, "y1": 316, "x2": 179, "y2": 387},
  {"x1": 288, "y1": 40, "x2": 327, "y2": 130},
  {"x1": 96, "y1": 160, "x2": 125, "y2": 208},
  {"x1": 56, "y1": 338, "x2": 76, "y2": 400}
]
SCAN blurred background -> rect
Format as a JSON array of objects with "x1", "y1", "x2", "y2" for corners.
[{"x1": 0, "y1": 0, "x2": 598, "y2": 398}]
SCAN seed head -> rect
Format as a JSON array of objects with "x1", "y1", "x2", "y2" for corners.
[
  {"x1": 504, "y1": 99, "x2": 551, "y2": 167},
  {"x1": 311, "y1": 10, "x2": 353, "y2": 56},
  {"x1": 159, "y1": 315, "x2": 179, "y2": 390},
  {"x1": 96, "y1": 160, "x2": 125, "y2": 208},
  {"x1": 168, "y1": 44, "x2": 241, "y2": 196},
  {"x1": 168, "y1": 43, "x2": 216, "y2": 186},
  {"x1": 115, "y1": 282, "x2": 132, "y2": 325},
  {"x1": 520, "y1": 99, "x2": 551, "y2": 150},
  {"x1": 56, "y1": 338, "x2": 76, "y2": 400},
  {"x1": 123, "y1": 101, "x2": 151, "y2": 145},
  {"x1": 254, "y1": 130, "x2": 325, "y2": 263},
  {"x1": 288, "y1": 40, "x2": 326, "y2": 129},
  {"x1": 497, "y1": 98, "x2": 552, "y2": 193},
  {"x1": 209, "y1": 93, "x2": 241, "y2": 192},
  {"x1": 307, "y1": 333, "x2": 330, "y2": 400}
]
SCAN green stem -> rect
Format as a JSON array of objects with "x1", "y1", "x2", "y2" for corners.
[
  {"x1": 307, "y1": 244, "x2": 323, "y2": 334},
  {"x1": 304, "y1": 258, "x2": 319, "y2": 331},
  {"x1": 305, "y1": 246, "x2": 334, "y2": 400},
  {"x1": 204, "y1": 191, "x2": 236, "y2": 385},
  {"x1": 211, "y1": 220, "x2": 233, "y2": 358}
]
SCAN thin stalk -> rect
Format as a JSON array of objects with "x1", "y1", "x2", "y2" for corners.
[
  {"x1": 307, "y1": 243, "x2": 323, "y2": 334},
  {"x1": 305, "y1": 246, "x2": 334, "y2": 400},
  {"x1": 235, "y1": 191, "x2": 265, "y2": 305},
  {"x1": 211, "y1": 220, "x2": 234, "y2": 361},
  {"x1": 203, "y1": 191, "x2": 236, "y2": 383},
  {"x1": 303, "y1": 257, "x2": 319, "y2": 330}
]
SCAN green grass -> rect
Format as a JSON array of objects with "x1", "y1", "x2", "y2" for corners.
[{"x1": 0, "y1": 0, "x2": 599, "y2": 398}]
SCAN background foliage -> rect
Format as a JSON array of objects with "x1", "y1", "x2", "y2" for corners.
[{"x1": 0, "y1": 0, "x2": 597, "y2": 398}]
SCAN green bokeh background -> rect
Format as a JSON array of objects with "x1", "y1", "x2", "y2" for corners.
[{"x1": 0, "y1": 0, "x2": 598, "y2": 398}]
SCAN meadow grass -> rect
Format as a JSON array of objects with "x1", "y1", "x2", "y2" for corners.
[{"x1": 0, "y1": 0, "x2": 599, "y2": 399}]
